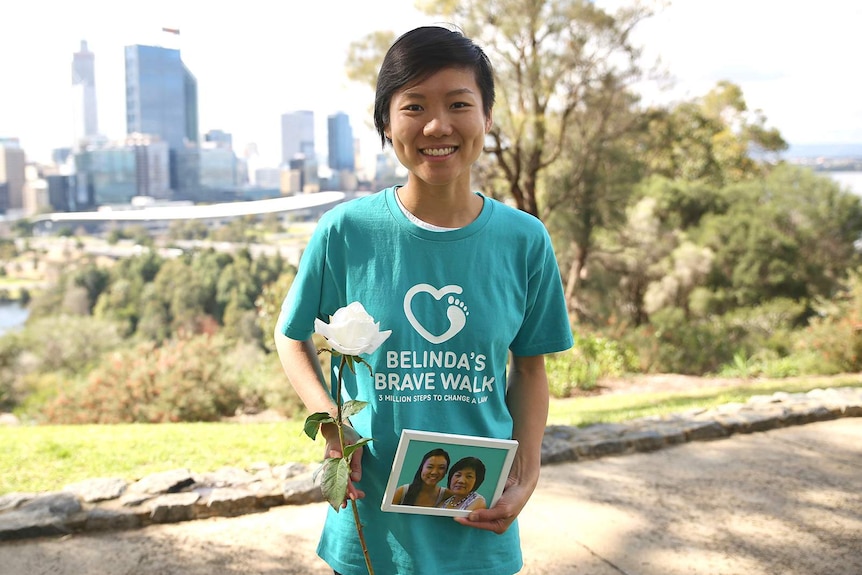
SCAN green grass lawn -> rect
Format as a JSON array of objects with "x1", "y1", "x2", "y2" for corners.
[
  {"x1": 547, "y1": 375, "x2": 861, "y2": 426},
  {"x1": 0, "y1": 421, "x2": 318, "y2": 495},
  {"x1": 1, "y1": 375, "x2": 859, "y2": 495}
]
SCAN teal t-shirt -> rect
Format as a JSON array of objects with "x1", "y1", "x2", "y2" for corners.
[{"x1": 278, "y1": 187, "x2": 573, "y2": 575}]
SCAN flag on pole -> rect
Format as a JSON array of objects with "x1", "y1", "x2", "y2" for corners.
[{"x1": 162, "y1": 27, "x2": 180, "y2": 35}]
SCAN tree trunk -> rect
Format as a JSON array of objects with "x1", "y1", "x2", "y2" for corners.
[{"x1": 564, "y1": 241, "x2": 588, "y2": 322}]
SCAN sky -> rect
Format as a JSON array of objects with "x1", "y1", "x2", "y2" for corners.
[{"x1": 1, "y1": 0, "x2": 860, "y2": 171}]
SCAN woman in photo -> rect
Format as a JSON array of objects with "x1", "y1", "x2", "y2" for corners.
[
  {"x1": 275, "y1": 24, "x2": 573, "y2": 575},
  {"x1": 391, "y1": 448, "x2": 450, "y2": 507},
  {"x1": 438, "y1": 456, "x2": 487, "y2": 511}
]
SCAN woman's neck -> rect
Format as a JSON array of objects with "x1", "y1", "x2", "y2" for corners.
[{"x1": 397, "y1": 181, "x2": 482, "y2": 229}]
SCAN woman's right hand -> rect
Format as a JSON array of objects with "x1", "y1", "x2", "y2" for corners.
[{"x1": 320, "y1": 422, "x2": 366, "y2": 506}]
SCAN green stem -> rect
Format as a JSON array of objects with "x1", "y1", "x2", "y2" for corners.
[
  {"x1": 352, "y1": 498, "x2": 374, "y2": 575},
  {"x1": 335, "y1": 355, "x2": 375, "y2": 575}
]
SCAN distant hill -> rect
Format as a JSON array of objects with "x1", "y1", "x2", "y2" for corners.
[{"x1": 786, "y1": 143, "x2": 862, "y2": 159}]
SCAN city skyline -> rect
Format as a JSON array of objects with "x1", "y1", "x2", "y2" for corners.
[{"x1": 1, "y1": 0, "x2": 860, "y2": 171}]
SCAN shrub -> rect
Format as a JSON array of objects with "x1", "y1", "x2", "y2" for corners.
[
  {"x1": 546, "y1": 332, "x2": 637, "y2": 398},
  {"x1": 221, "y1": 341, "x2": 306, "y2": 418},
  {"x1": 0, "y1": 316, "x2": 125, "y2": 412},
  {"x1": 42, "y1": 334, "x2": 246, "y2": 423},
  {"x1": 625, "y1": 309, "x2": 744, "y2": 375}
]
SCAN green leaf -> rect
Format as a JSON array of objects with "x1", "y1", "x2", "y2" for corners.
[
  {"x1": 343, "y1": 437, "x2": 373, "y2": 461},
  {"x1": 303, "y1": 412, "x2": 335, "y2": 440},
  {"x1": 341, "y1": 399, "x2": 368, "y2": 419},
  {"x1": 319, "y1": 457, "x2": 350, "y2": 510}
]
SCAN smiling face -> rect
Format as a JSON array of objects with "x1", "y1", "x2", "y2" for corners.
[
  {"x1": 384, "y1": 66, "x2": 492, "y2": 193},
  {"x1": 449, "y1": 467, "x2": 478, "y2": 496},
  {"x1": 420, "y1": 455, "x2": 449, "y2": 486}
]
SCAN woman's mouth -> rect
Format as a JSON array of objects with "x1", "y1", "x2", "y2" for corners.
[{"x1": 421, "y1": 146, "x2": 457, "y2": 157}]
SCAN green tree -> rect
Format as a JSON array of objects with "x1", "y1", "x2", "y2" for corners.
[
  {"x1": 640, "y1": 81, "x2": 787, "y2": 187},
  {"x1": 696, "y1": 165, "x2": 862, "y2": 311},
  {"x1": 256, "y1": 268, "x2": 297, "y2": 353},
  {"x1": 93, "y1": 251, "x2": 164, "y2": 335},
  {"x1": 71, "y1": 262, "x2": 111, "y2": 314},
  {"x1": 168, "y1": 219, "x2": 209, "y2": 241}
]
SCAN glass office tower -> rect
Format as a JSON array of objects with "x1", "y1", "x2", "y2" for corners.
[
  {"x1": 124, "y1": 44, "x2": 198, "y2": 150},
  {"x1": 125, "y1": 44, "x2": 199, "y2": 194},
  {"x1": 327, "y1": 112, "x2": 355, "y2": 172}
]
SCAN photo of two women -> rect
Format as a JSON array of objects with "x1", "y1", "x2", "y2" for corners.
[{"x1": 389, "y1": 440, "x2": 511, "y2": 513}]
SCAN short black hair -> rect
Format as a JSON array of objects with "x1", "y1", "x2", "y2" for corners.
[
  {"x1": 447, "y1": 456, "x2": 486, "y2": 491},
  {"x1": 374, "y1": 25, "x2": 495, "y2": 147}
]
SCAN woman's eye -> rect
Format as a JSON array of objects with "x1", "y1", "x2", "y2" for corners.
[{"x1": 403, "y1": 104, "x2": 423, "y2": 112}]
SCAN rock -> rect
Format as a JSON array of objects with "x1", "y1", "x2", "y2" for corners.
[
  {"x1": 84, "y1": 507, "x2": 142, "y2": 532},
  {"x1": 195, "y1": 488, "x2": 259, "y2": 519},
  {"x1": 64, "y1": 477, "x2": 127, "y2": 502},
  {"x1": 148, "y1": 492, "x2": 201, "y2": 523},
  {"x1": 0, "y1": 492, "x2": 37, "y2": 512},
  {"x1": 283, "y1": 473, "x2": 324, "y2": 505},
  {"x1": 0, "y1": 492, "x2": 84, "y2": 541},
  {"x1": 198, "y1": 467, "x2": 258, "y2": 488},
  {"x1": 128, "y1": 468, "x2": 195, "y2": 495}
]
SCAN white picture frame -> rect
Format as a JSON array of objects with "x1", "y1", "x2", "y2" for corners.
[{"x1": 380, "y1": 429, "x2": 519, "y2": 518}]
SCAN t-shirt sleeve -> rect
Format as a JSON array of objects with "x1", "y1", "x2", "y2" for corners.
[
  {"x1": 275, "y1": 217, "x2": 331, "y2": 341},
  {"x1": 509, "y1": 231, "x2": 574, "y2": 357}
]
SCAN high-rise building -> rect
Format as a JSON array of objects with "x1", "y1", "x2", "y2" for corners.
[
  {"x1": 124, "y1": 44, "x2": 199, "y2": 195},
  {"x1": 327, "y1": 112, "x2": 355, "y2": 172},
  {"x1": 199, "y1": 142, "x2": 237, "y2": 193},
  {"x1": 71, "y1": 40, "x2": 99, "y2": 147},
  {"x1": 125, "y1": 44, "x2": 199, "y2": 150},
  {"x1": 281, "y1": 110, "x2": 314, "y2": 165},
  {"x1": 205, "y1": 129, "x2": 233, "y2": 150},
  {"x1": 75, "y1": 135, "x2": 170, "y2": 206},
  {"x1": 0, "y1": 138, "x2": 26, "y2": 215}
]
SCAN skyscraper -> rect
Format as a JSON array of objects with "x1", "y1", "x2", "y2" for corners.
[
  {"x1": 124, "y1": 44, "x2": 199, "y2": 150},
  {"x1": 327, "y1": 112, "x2": 355, "y2": 172},
  {"x1": 124, "y1": 44, "x2": 199, "y2": 194},
  {"x1": 281, "y1": 110, "x2": 315, "y2": 165},
  {"x1": 74, "y1": 135, "x2": 170, "y2": 206},
  {"x1": 0, "y1": 138, "x2": 26, "y2": 215},
  {"x1": 71, "y1": 40, "x2": 98, "y2": 147}
]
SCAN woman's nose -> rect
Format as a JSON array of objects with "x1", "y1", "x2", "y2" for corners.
[{"x1": 424, "y1": 114, "x2": 452, "y2": 137}]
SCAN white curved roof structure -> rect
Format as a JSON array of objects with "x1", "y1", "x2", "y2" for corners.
[{"x1": 33, "y1": 191, "x2": 347, "y2": 223}]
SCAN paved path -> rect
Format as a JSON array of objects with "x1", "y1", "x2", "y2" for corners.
[{"x1": 1, "y1": 417, "x2": 859, "y2": 575}]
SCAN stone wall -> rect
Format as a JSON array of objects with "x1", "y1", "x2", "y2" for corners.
[{"x1": 1, "y1": 386, "x2": 860, "y2": 542}]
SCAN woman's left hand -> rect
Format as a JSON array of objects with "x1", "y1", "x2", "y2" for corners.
[{"x1": 453, "y1": 476, "x2": 530, "y2": 534}]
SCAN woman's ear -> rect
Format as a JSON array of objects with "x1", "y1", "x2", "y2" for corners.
[{"x1": 484, "y1": 111, "x2": 493, "y2": 133}]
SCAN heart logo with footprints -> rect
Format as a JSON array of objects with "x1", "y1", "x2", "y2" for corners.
[{"x1": 403, "y1": 283, "x2": 469, "y2": 344}]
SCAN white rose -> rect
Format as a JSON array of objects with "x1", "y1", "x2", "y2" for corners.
[{"x1": 314, "y1": 302, "x2": 392, "y2": 356}]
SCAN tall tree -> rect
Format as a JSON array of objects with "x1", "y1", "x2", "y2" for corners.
[
  {"x1": 640, "y1": 81, "x2": 787, "y2": 187},
  {"x1": 695, "y1": 165, "x2": 862, "y2": 311}
]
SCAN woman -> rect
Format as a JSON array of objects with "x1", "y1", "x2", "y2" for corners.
[
  {"x1": 438, "y1": 457, "x2": 487, "y2": 511},
  {"x1": 391, "y1": 448, "x2": 450, "y2": 507},
  {"x1": 275, "y1": 25, "x2": 573, "y2": 575}
]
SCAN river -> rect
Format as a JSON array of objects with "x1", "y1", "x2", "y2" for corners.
[{"x1": 0, "y1": 301, "x2": 29, "y2": 336}]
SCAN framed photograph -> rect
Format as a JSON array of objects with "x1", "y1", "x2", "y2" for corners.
[{"x1": 381, "y1": 429, "x2": 519, "y2": 518}]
